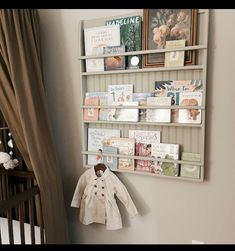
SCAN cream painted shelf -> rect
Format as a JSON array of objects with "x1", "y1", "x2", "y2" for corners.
[{"x1": 79, "y1": 10, "x2": 209, "y2": 182}]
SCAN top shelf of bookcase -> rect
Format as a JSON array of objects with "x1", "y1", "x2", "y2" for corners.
[
  {"x1": 78, "y1": 45, "x2": 207, "y2": 60},
  {"x1": 81, "y1": 65, "x2": 204, "y2": 76}
]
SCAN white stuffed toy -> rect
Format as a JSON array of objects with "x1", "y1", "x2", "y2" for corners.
[{"x1": 0, "y1": 151, "x2": 19, "y2": 170}]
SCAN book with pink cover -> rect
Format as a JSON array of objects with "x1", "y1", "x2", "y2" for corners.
[
  {"x1": 106, "y1": 137, "x2": 135, "y2": 171},
  {"x1": 129, "y1": 130, "x2": 161, "y2": 172},
  {"x1": 83, "y1": 97, "x2": 99, "y2": 121}
]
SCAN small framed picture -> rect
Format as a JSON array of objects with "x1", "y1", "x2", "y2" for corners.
[{"x1": 142, "y1": 9, "x2": 197, "y2": 68}]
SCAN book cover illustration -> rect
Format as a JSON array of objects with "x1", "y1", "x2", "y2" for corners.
[
  {"x1": 154, "y1": 80, "x2": 203, "y2": 122},
  {"x1": 178, "y1": 92, "x2": 202, "y2": 124},
  {"x1": 180, "y1": 152, "x2": 201, "y2": 179},
  {"x1": 104, "y1": 45, "x2": 125, "y2": 71},
  {"x1": 129, "y1": 130, "x2": 161, "y2": 172},
  {"x1": 106, "y1": 15, "x2": 142, "y2": 69},
  {"x1": 107, "y1": 84, "x2": 133, "y2": 104},
  {"x1": 146, "y1": 96, "x2": 172, "y2": 123},
  {"x1": 103, "y1": 146, "x2": 118, "y2": 170},
  {"x1": 84, "y1": 25, "x2": 120, "y2": 72},
  {"x1": 107, "y1": 137, "x2": 135, "y2": 171},
  {"x1": 151, "y1": 143, "x2": 180, "y2": 176},
  {"x1": 85, "y1": 92, "x2": 109, "y2": 121},
  {"x1": 133, "y1": 92, "x2": 155, "y2": 121},
  {"x1": 107, "y1": 101, "x2": 138, "y2": 122},
  {"x1": 87, "y1": 128, "x2": 121, "y2": 166},
  {"x1": 164, "y1": 39, "x2": 186, "y2": 67},
  {"x1": 83, "y1": 96, "x2": 99, "y2": 121}
]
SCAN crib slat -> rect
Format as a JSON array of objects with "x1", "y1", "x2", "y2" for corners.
[
  {"x1": 38, "y1": 194, "x2": 45, "y2": 244},
  {"x1": 5, "y1": 175, "x2": 14, "y2": 244},
  {"x1": 27, "y1": 179, "x2": 35, "y2": 244},
  {"x1": 19, "y1": 184, "x2": 25, "y2": 244},
  {"x1": 18, "y1": 203, "x2": 25, "y2": 244}
]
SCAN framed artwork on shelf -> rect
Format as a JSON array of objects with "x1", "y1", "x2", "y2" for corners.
[{"x1": 142, "y1": 9, "x2": 197, "y2": 68}]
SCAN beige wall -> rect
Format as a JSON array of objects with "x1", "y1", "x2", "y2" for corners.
[{"x1": 38, "y1": 9, "x2": 235, "y2": 244}]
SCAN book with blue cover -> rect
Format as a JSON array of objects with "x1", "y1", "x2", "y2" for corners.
[{"x1": 103, "y1": 146, "x2": 118, "y2": 170}]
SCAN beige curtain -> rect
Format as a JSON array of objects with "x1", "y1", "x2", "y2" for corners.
[{"x1": 0, "y1": 9, "x2": 69, "y2": 244}]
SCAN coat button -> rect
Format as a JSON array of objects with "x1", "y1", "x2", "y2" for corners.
[
  {"x1": 101, "y1": 194, "x2": 104, "y2": 196},
  {"x1": 94, "y1": 185, "x2": 97, "y2": 187},
  {"x1": 102, "y1": 187, "x2": 104, "y2": 189},
  {"x1": 95, "y1": 192, "x2": 97, "y2": 195}
]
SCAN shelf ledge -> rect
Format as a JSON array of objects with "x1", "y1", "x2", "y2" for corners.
[
  {"x1": 81, "y1": 65, "x2": 204, "y2": 75},
  {"x1": 78, "y1": 45, "x2": 207, "y2": 60},
  {"x1": 82, "y1": 151, "x2": 203, "y2": 166},
  {"x1": 83, "y1": 165, "x2": 203, "y2": 182}
]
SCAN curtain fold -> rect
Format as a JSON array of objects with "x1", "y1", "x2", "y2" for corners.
[{"x1": 0, "y1": 9, "x2": 69, "y2": 244}]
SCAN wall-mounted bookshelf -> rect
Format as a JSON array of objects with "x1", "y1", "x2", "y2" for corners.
[{"x1": 78, "y1": 9, "x2": 209, "y2": 182}]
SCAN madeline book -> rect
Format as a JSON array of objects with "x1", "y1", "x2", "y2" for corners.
[
  {"x1": 104, "y1": 45, "x2": 125, "y2": 71},
  {"x1": 106, "y1": 15, "x2": 142, "y2": 69}
]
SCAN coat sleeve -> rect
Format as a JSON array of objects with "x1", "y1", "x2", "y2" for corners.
[
  {"x1": 113, "y1": 175, "x2": 138, "y2": 217},
  {"x1": 70, "y1": 173, "x2": 87, "y2": 208}
]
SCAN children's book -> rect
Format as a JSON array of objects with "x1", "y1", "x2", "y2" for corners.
[
  {"x1": 85, "y1": 92, "x2": 109, "y2": 121},
  {"x1": 154, "y1": 80, "x2": 203, "y2": 122},
  {"x1": 103, "y1": 146, "x2": 118, "y2": 170},
  {"x1": 83, "y1": 96, "x2": 99, "y2": 121},
  {"x1": 84, "y1": 25, "x2": 120, "y2": 72},
  {"x1": 87, "y1": 128, "x2": 121, "y2": 166},
  {"x1": 146, "y1": 96, "x2": 172, "y2": 123},
  {"x1": 108, "y1": 84, "x2": 133, "y2": 104},
  {"x1": 164, "y1": 39, "x2": 186, "y2": 67},
  {"x1": 178, "y1": 92, "x2": 202, "y2": 124},
  {"x1": 106, "y1": 15, "x2": 142, "y2": 69},
  {"x1": 180, "y1": 152, "x2": 201, "y2": 179},
  {"x1": 106, "y1": 137, "x2": 135, "y2": 171},
  {"x1": 129, "y1": 130, "x2": 161, "y2": 172},
  {"x1": 107, "y1": 101, "x2": 138, "y2": 122},
  {"x1": 104, "y1": 45, "x2": 125, "y2": 71},
  {"x1": 133, "y1": 93, "x2": 155, "y2": 121},
  {"x1": 151, "y1": 143, "x2": 180, "y2": 176}
]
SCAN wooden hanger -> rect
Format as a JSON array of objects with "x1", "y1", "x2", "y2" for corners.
[{"x1": 94, "y1": 163, "x2": 107, "y2": 173}]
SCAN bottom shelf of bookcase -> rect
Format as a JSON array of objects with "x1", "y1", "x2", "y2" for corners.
[{"x1": 84, "y1": 165, "x2": 204, "y2": 183}]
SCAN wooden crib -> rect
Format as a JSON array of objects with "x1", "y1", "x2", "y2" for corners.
[{"x1": 0, "y1": 166, "x2": 45, "y2": 244}]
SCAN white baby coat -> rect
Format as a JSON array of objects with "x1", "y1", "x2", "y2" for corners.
[{"x1": 71, "y1": 167, "x2": 138, "y2": 230}]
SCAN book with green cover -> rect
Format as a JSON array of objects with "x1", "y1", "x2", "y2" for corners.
[
  {"x1": 106, "y1": 16, "x2": 142, "y2": 69},
  {"x1": 181, "y1": 152, "x2": 201, "y2": 179}
]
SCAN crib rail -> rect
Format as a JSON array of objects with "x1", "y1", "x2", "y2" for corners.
[{"x1": 0, "y1": 166, "x2": 45, "y2": 244}]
